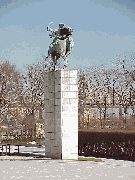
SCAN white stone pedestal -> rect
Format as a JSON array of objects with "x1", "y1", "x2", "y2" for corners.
[{"x1": 44, "y1": 69, "x2": 78, "y2": 160}]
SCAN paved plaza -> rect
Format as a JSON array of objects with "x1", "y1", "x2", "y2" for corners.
[
  {"x1": 0, "y1": 146, "x2": 135, "y2": 179},
  {"x1": 0, "y1": 155, "x2": 135, "y2": 179}
]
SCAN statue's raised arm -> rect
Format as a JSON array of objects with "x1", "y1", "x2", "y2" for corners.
[{"x1": 47, "y1": 22, "x2": 58, "y2": 38}]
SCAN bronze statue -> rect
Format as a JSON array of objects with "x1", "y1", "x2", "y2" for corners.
[{"x1": 46, "y1": 22, "x2": 74, "y2": 70}]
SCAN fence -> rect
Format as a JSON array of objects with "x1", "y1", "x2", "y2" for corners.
[{"x1": 79, "y1": 106, "x2": 135, "y2": 130}]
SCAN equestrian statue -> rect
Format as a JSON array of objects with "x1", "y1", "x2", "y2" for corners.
[{"x1": 46, "y1": 22, "x2": 74, "y2": 70}]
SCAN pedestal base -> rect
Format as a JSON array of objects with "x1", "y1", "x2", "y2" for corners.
[{"x1": 44, "y1": 69, "x2": 78, "y2": 160}]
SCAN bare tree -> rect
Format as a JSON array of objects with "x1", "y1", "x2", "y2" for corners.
[
  {"x1": 112, "y1": 51, "x2": 135, "y2": 122},
  {"x1": 78, "y1": 52, "x2": 135, "y2": 130},
  {"x1": 0, "y1": 60, "x2": 24, "y2": 138},
  {"x1": 78, "y1": 68, "x2": 87, "y2": 128},
  {"x1": 21, "y1": 56, "x2": 55, "y2": 137}
]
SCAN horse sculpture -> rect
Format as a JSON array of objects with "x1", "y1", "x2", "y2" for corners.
[{"x1": 46, "y1": 23, "x2": 74, "y2": 70}]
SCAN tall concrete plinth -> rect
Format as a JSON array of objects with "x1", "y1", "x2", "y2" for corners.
[{"x1": 44, "y1": 69, "x2": 78, "y2": 160}]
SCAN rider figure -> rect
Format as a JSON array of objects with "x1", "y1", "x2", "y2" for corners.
[{"x1": 47, "y1": 23, "x2": 65, "y2": 40}]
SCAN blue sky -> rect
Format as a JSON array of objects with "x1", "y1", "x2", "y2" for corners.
[{"x1": 0, "y1": 0, "x2": 135, "y2": 71}]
